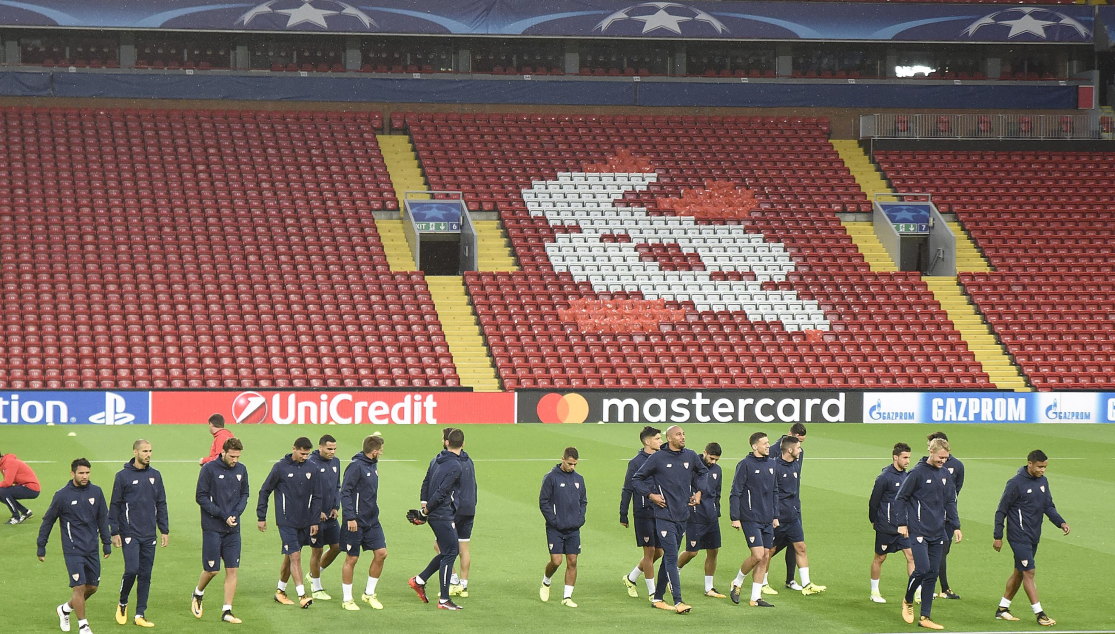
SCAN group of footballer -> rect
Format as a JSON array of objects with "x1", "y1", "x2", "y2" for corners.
[{"x1": 23, "y1": 416, "x2": 1071, "y2": 632}]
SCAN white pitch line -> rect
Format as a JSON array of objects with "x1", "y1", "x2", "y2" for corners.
[{"x1": 873, "y1": 631, "x2": 1113, "y2": 634}]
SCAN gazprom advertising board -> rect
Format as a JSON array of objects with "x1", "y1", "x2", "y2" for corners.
[{"x1": 863, "y1": 392, "x2": 1115, "y2": 424}]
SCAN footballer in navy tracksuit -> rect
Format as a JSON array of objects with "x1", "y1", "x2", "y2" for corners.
[
  {"x1": 729, "y1": 453, "x2": 779, "y2": 551},
  {"x1": 341, "y1": 450, "x2": 385, "y2": 555},
  {"x1": 195, "y1": 448, "x2": 249, "y2": 574},
  {"x1": 993, "y1": 463, "x2": 1068, "y2": 574},
  {"x1": 454, "y1": 450, "x2": 478, "y2": 543},
  {"x1": 256, "y1": 451, "x2": 325, "y2": 555},
  {"x1": 307, "y1": 447, "x2": 341, "y2": 551},
  {"x1": 770, "y1": 432, "x2": 805, "y2": 583},
  {"x1": 621, "y1": 447, "x2": 660, "y2": 549},
  {"x1": 894, "y1": 455, "x2": 960, "y2": 621},
  {"x1": 109, "y1": 449, "x2": 169, "y2": 623},
  {"x1": 539, "y1": 460, "x2": 588, "y2": 555},
  {"x1": 685, "y1": 453, "x2": 722, "y2": 553},
  {"x1": 632, "y1": 436, "x2": 708, "y2": 607},
  {"x1": 37, "y1": 463, "x2": 112, "y2": 588},
  {"x1": 869, "y1": 462, "x2": 912, "y2": 556},
  {"x1": 772, "y1": 453, "x2": 803, "y2": 550},
  {"x1": 413, "y1": 448, "x2": 464, "y2": 605}
]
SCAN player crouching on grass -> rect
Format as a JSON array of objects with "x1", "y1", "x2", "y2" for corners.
[
  {"x1": 338, "y1": 434, "x2": 387, "y2": 611},
  {"x1": 539, "y1": 447, "x2": 588, "y2": 608},
  {"x1": 37, "y1": 458, "x2": 112, "y2": 634},
  {"x1": 992, "y1": 449, "x2": 1070, "y2": 627},
  {"x1": 894, "y1": 438, "x2": 962, "y2": 630}
]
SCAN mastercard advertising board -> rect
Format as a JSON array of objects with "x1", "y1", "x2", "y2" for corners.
[
  {"x1": 150, "y1": 390, "x2": 515, "y2": 425},
  {"x1": 517, "y1": 390, "x2": 861, "y2": 424}
]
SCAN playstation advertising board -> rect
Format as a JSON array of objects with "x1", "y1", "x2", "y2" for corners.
[
  {"x1": 516, "y1": 390, "x2": 860, "y2": 425},
  {"x1": 0, "y1": 391, "x2": 149, "y2": 425},
  {"x1": 0, "y1": 1, "x2": 1095, "y2": 43}
]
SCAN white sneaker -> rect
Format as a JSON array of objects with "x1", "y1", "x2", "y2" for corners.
[
  {"x1": 57, "y1": 605, "x2": 71, "y2": 632},
  {"x1": 786, "y1": 581, "x2": 804, "y2": 591},
  {"x1": 870, "y1": 590, "x2": 887, "y2": 603},
  {"x1": 78, "y1": 623, "x2": 92, "y2": 634}
]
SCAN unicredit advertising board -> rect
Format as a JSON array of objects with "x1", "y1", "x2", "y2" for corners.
[
  {"x1": 863, "y1": 391, "x2": 1115, "y2": 424},
  {"x1": 0, "y1": 390, "x2": 149, "y2": 425},
  {"x1": 149, "y1": 390, "x2": 515, "y2": 425},
  {"x1": 516, "y1": 390, "x2": 859, "y2": 424}
]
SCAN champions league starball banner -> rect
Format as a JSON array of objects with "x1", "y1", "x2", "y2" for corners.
[{"x1": 0, "y1": 1, "x2": 1095, "y2": 43}]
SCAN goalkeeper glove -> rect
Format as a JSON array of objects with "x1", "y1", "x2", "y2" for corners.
[{"x1": 406, "y1": 508, "x2": 427, "y2": 525}]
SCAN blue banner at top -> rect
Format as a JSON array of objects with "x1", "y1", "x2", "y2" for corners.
[{"x1": 0, "y1": 1, "x2": 1095, "y2": 43}]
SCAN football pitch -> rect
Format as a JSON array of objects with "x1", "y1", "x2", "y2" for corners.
[{"x1": 2, "y1": 422, "x2": 1113, "y2": 633}]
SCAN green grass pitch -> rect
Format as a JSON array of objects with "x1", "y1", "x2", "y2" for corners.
[{"x1": 1, "y1": 423, "x2": 1112, "y2": 633}]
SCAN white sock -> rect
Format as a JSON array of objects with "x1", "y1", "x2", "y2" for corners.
[
  {"x1": 762, "y1": 573, "x2": 769, "y2": 586},
  {"x1": 366, "y1": 577, "x2": 378, "y2": 595},
  {"x1": 999, "y1": 597, "x2": 1011, "y2": 608},
  {"x1": 751, "y1": 582, "x2": 763, "y2": 602},
  {"x1": 629, "y1": 565, "x2": 642, "y2": 582},
  {"x1": 1032, "y1": 602, "x2": 1042, "y2": 614},
  {"x1": 193, "y1": 587, "x2": 203, "y2": 597},
  {"x1": 63, "y1": 602, "x2": 73, "y2": 613},
  {"x1": 734, "y1": 571, "x2": 746, "y2": 586},
  {"x1": 645, "y1": 578, "x2": 655, "y2": 594},
  {"x1": 704, "y1": 576, "x2": 714, "y2": 593},
  {"x1": 295, "y1": 584, "x2": 305, "y2": 598},
  {"x1": 311, "y1": 576, "x2": 323, "y2": 592},
  {"x1": 543, "y1": 575, "x2": 552, "y2": 586},
  {"x1": 461, "y1": 579, "x2": 468, "y2": 589},
  {"x1": 871, "y1": 578, "x2": 880, "y2": 592},
  {"x1": 564, "y1": 585, "x2": 574, "y2": 599},
  {"x1": 450, "y1": 573, "x2": 460, "y2": 585},
  {"x1": 342, "y1": 583, "x2": 353, "y2": 602},
  {"x1": 222, "y1": 604, "x2": 232, "y2": 612},
  {"x1": 415, "y1": 574, "x2": 426, "y2": 585},
  {"x1": 800, "y1": 567, "x2": 811, "y2": 586},
  {"x1": 78, "y1": 620, "x2": 88, "y2": 628},
  {"x1": 277, "y1": 580, "x2": 287, "y2": 592}
]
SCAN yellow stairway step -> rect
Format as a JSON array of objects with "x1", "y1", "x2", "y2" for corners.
[{"x1": 425, "y1": 275, "x2": 502, "y2": 391}]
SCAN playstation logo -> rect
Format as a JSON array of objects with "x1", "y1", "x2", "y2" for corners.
[
  {"x1": 233, "y1": 391, "x2": 269, "y2": 425},
  {"x1": 88, "y1": 393, "x2": 136, "y2": 425}
]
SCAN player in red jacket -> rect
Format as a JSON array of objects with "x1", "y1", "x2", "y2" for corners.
[
  {"x1": 199, "y1": 414, "x2": 235, "y2": 466},
  {"x1": 1, "y1": 451, "x2": 41, "y2": 524}
]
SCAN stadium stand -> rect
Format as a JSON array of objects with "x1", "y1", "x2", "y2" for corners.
[
  {"x1": 876, "y1": 150, "x2": 1115, "y2": 390},
  {"x1": 0, "y1": 107, "x2": 458, "y2": 390},
  {"x1": 403, "y1": 112, "x2": 993, "y2": 390}
]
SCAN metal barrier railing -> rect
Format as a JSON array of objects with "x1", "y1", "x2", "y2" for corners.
[{"x1": 860, "y1": 113, "x2": 1115, "y2": 140}]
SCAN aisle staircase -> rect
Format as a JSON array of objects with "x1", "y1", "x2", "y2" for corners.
[
  {"x1": 379, "y1": 135, "x2": 429, "y2": 205},
  {"x1": 842, "y1": 221, "x2": 898, "y2": 272},
  {"x1": 946, "y1": 221, "x2": 993, "y2": 273},
  {"x1": 425, "y1": 276, "x2": 502, "y2": 392},
  {"x1": 474, "y1": 220, "x2": 519, "y2": 272},
  {"x1": 832, "y1": 139, "x2": 893, "y2": 201},
  {"x1": 923, "y1": 278, "x2": 1028, "y2": 391}
]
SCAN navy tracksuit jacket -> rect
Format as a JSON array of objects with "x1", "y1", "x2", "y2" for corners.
[
  {"x1": 539, "y1": 464, "x2": 587, "y2": 531},
  {"x1": 256, "y1": 454, "x2": 324, "y2": 528},
  {"x1": 620, "y1": 448, "x2": 655, "y2": 524},
  {"x1": 195, "y1": 456, "x2": 249, "y2": 534},
  {"x1": 37, "y1": 481, "x2": 112, "y2": 558},
  {"x1": 993, "y1": 466, "x2": 1066, "y2": 544},
  {"x1": 340, "y1": 452, "x2": 381, "y2": 526},
  {"x1": 631, "y1": 446, "x2": 709, "y2": 525},
  {"x1": 308, "y1": 450, "x2": 341, "y2": 519},
  {"x1": 109, "y1": 460, "x2": 169, "y2": 539},
  {"x1": 869, "y1": 464, "x2": 909, "y2": 535},
  {"x1": 690, "y1": 460, "x2": 722, "y2": 525},
  {"x1": 455, "y1": 451, "x2": 477, "y2": 517},
  {"x1": 894, "y1": 457, "x2": 960, "y2": 538},
  {"x1": 774, "y1": 456, "x2": 801, "y2": 525},
  {"x1": 943, "y1": 455, "x2": 964, "y2": 496},
  {"x1": 729, "y1": 453, "x2": 779, "y2": 525},
  {"x1": 422, "y1": 450, "x2": 463, "y2": 522}
]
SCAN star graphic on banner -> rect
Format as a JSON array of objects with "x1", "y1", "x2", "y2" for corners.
[
  {"x1": 998, "y1": 12, "x2": 1056, "y2": 38},
  {"x1": 337, "y1": 1, "x2": 375, "y2": 28},
  {"x1": 237, "y1": 0, "x2": 277, "y2": 26},
  {"x1": 276, "y1": 1, "x2": 338, "y2": 28},
  {"x1": 631, "y1": 7, "x2": 691, "y2": 34}
]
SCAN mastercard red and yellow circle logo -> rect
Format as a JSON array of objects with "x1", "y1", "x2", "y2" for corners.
[{"x1": 536, "y1": 393, "x2": 590, "y2": 424}]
